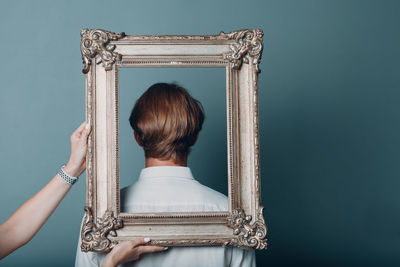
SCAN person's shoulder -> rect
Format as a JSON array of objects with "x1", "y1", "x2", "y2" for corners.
[
  {"x1": 120, "y1": 184, "x2": 131, "y2": 195},
  {"x1": 190, "y1": 180, "x2": 228, "y2": 209},
  {"x1": 196, "y1": 182, "x2": 228, "y2": 201},
  {"x1": 120, "y1": 182, "x2": 145, "y2": 210},
  {"x1": 120, "y1": 184, "x2": 132, "y2": 199},
  {"x1": 120, "y1": 181, "x2": 142, "y2": 196}
]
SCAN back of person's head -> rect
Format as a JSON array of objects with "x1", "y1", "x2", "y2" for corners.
[{"x1": 129, "y1": 83, "x2": 205, "y2": 164}]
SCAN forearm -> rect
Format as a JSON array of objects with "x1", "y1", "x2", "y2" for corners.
[
  {"x1": 0, "y1": 173, "x2": 71, "y2": 259},
  {"x1": 0, "y1": 122, "x2": 90, "y2": 260}
]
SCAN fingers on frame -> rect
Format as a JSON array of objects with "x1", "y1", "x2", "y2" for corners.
[
  {"x1": 84, "y1": 124, "x2": 92, "y2": 136},
  {"x1": 138, "y1": 245, "x2": 166, "y2": 255},
  {"x1": 72, "y1": 121, "x2": 87, "y2": 137},
  {"x1": 129, "y1": 237, "x2": 148, "y2": 247}
]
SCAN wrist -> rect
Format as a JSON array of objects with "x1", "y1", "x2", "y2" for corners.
[
  {"x1": 64, "y1": 161, "x2": 82, "y2": 178},
  {"x1": 64, "y1": 161, "x2": 83, "y2": 177}
]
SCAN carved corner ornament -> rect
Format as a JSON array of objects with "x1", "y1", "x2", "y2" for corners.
[
  {"x1": 81, "y1": 206, "x2": 123, "y2": 253},
  {"x1": 226, "y1": 207, "x2": 267, "y2": 249},
  {"x1": 222, "y1": 29, "x2": 264, "y2": 72},
  {"x1": 80, "y1": 29, "x2": 126, "y2": 74}
]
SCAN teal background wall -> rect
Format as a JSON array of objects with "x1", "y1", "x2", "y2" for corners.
[{"x1": 0, "y1": 0, "x2": 399, "y2": 266}]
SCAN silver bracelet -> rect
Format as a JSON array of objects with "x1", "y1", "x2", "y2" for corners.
[{"x1": 57, "y1": 165, "x2": 78, "y2": 185}]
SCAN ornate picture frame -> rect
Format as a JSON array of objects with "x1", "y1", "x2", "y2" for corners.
[{"x1": 80, "y1": 28, "x2": 266, "y2": 252}]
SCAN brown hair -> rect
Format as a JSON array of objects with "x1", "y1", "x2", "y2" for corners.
[{"x1": 129, "y1": 83, "x2": 205, "y2": 164}]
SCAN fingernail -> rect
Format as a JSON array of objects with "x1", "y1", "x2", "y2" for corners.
[
  {"x1": 144, "y1": 237, "x2": 151, "y2": 243},
  {"x1": 85, "y1": 123, "x2": 90, "y2": 130},
  {"x1": 164, "y1": 247, "x2": 169, "y2": 250}
]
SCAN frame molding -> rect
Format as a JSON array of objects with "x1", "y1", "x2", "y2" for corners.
[{"x1": 80, "y1": 29, "x2": 266, "y2": 252}]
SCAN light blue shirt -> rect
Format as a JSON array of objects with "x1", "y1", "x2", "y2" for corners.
[{"x1": 75, "y1": 166, "x2": 256, "y2": 267}]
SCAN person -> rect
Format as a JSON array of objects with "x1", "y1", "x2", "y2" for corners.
[
  {"x1": 0, "y1": 122, "x2": 163, "y2": 266},
  {"x1": 75, "y1": 83, "x2": 256, "y2": 266}
]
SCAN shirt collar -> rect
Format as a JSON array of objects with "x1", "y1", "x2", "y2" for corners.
[{"x1": 139, "y1": 166, "x2": 195, "y2": 181}]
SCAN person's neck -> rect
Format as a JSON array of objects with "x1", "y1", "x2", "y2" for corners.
[{"x1": 145, "y1": 157, "x2": 187, "y2": 167}]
